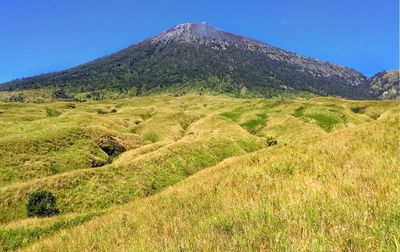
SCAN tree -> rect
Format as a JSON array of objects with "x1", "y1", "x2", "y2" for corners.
[{"x1": 52, "y1": 88, "x2": 70, "y2": 99}]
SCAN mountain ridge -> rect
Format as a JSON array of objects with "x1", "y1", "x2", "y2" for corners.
[
  {"x1": 0, "y1": 22, "x2": 391, "y2": 99},
  {"x1": 151, "y1": 23, "x2": 367, "y2": 84}
]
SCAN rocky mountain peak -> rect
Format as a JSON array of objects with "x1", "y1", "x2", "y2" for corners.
[{"x1": 150, "y1": 22, "x2": 248, "y2": 45}]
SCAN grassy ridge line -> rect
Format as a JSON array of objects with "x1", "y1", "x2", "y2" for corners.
[
  {"x1": 0, "y1": 141, "x2": 171, "y2": 195},
  {"x1": 0, "y1": 95, "x2": 244, "y2": 186},
  {"x1": 0, "y1": 109, "x2": 141, "y2": 186},
  {"x1": 0, "y1": 112, "x2": 208, "y2": 195},
  {"x1": 0, "y1": 211, "x2": 104, "y2": 251},
  {"x1": 25, "y1": 111, "x2": 400, "y2": 251},
  {"x1": 0, "y1": 115, "x2": 261, "y2": 223},
  {"x1": 0, "y1": 126, "x2": 109, "y2": 186}
]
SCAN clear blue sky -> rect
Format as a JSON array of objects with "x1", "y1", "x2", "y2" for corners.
[{"x1": 0, "y1": 0, "x2": 398, "y2": 83}]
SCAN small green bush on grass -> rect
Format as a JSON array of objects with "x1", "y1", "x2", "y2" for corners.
[{"x1": 27, "y1": 191, "x2": 60, "y2": 217}]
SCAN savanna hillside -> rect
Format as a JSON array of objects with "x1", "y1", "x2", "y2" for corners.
[{"x1": 0, "y1": 94, "x2": 399, "y2": 251}]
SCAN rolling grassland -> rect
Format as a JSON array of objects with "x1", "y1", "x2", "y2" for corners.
[{"x1": 0, "y1": 95, "x2": 398, "y2": 251}]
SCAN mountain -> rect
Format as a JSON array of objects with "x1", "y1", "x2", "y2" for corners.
[
  {"x1": 0, "y1": 22, "x2": 375, "y2": 99},
  {"x1": 369, "y1": 70, "x2": 399, "y2": 99}
]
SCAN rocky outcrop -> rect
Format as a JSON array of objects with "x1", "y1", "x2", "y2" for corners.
[{"x1": 369, "y1": 70, "x2": 399, "y2": 99}]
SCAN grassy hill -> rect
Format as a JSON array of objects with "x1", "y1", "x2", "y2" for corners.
[{"x1": 0, "y1": 94, "x2": 398, "y2": 251}]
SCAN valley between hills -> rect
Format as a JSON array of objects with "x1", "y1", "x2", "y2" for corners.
[{"x1": 0, "y1": 94, "x2": 399, "y2": 251}]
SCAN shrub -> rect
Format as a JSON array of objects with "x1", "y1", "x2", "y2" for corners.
[
  {"x1": 27, "y1": 191, "x2": 60, "y2": 217},
  {"x1": 8, "y1": 93, "x2": 25, "y2": 102},
  {"x1": 266, "y1": 136, "x2": 278, "y2": 147},
  {"x1": 52, "y1": 88, "x2": 71, "y2": 99},
  {"x1": 96, "y1": 109, "x2": 108, "y2": 114},
  {"x1": 46, "y1": 108, "x2": 62, "y2": 117}
]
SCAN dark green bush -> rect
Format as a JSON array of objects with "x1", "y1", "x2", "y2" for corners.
[{"x1": 27, "y1": 191, "x2": 60, "y2": 217}]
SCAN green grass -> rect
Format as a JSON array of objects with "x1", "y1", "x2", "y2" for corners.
[
  {"x1": 0, "y1": 212, "x2": 102, "y2": 251},
  {"x1": 142, "y1": 132, "x2": 159, "y2": 143},
  {"x1": 45, "y1": 108, "x2": 62, "y2": 117},
  {"x1": 293, "y1": 105, "x2": 306, "y2": 117},
  {"x1": 220, "y1": 111, "x2": 241, "y2": 122},
  {"x1": 307, "y1": 113, "x2": 341, "y2": 132},
  {"x1": 292, "y1": 104, "x2": 350, "y2": 132},
  {"x1": 0, "y1": 94, "x2": 398, "y2": 251},
  {"x1": 240, "y1": 112, "x2": 268, "y2": 134}
]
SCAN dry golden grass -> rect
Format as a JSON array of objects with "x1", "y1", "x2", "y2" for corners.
[
  {"x1": 24, "y1": 107, "x2": 400, "y2": 251},
  {"x1": 0, "y1": 94, "x2": 398, "y2": 251}
]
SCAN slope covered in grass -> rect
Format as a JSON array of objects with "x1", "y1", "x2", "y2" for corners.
[
  {"x1": 0, "y1": 95, "x2": 398, "y2": 251},
  {"x1": 25, "y1": 107, "x2": 400, "y2": 251}
]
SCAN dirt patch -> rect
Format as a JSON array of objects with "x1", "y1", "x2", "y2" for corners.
[
  {"x1": 96, "y1": 135, "x2": 126, "y2": 156},
  {"x1": 89, "y1": 154, "x2": 108, "y2": 168},
  {"x1": 351, "y1": 106, "x2": 368, "y2": 114}
]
